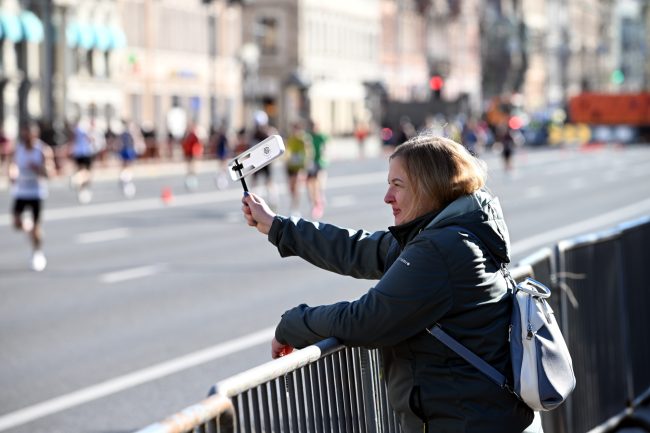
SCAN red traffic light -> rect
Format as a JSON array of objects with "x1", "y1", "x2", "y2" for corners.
[{"x1": 429, "y1": 75, "x2": 444, "y2": 91}]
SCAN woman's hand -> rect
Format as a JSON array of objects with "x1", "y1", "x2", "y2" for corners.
[
  {"x1": 271, "y1": 337, "x2": 294, "y2": 359},
  {"x1": 242, "y1": 192, "x2": 276, "y2": 235}
]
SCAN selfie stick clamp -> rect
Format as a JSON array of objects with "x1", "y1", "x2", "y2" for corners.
[{"x1": 231, "y1": 159, "x2": 248, "y2": 193}]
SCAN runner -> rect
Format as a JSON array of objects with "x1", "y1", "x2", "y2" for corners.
[
  {"x1": 68, "y1": 119, "x2": 96, "y2": 204},
  {"x1": 8, "y1": 120, "x2": 54, "y2": 271}
]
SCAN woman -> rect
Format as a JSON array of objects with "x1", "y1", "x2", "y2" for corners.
[{"x1": 241, "y1": 133, "x2": 537, "y2": 433}]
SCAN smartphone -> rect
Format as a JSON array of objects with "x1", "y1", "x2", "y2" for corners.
[{"x1": 227, "y1": 135, "x2": 285, "y2": 181}]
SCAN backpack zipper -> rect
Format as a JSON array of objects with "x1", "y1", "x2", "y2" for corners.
[{"x1": 526, "y1": 295, "x2": 533, "y2": 340}]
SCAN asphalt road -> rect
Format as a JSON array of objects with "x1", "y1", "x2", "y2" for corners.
[{"x1": 1, "y1": 143, "x2": 650, "y2": 433}]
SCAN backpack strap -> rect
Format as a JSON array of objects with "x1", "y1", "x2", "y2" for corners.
[{"x1": 426, "y1": 324, "x2": 508, "y2": 389}]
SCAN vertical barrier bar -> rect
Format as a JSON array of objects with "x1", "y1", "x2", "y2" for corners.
[
  {"x1": 241, "y1": 392, "x2": 251, "y2": 433},
  {"x1": 309, "y1": 363, "x2": 324, "y2": 432},
  {"x1": 614, "y1": 238, "x2": 635, "y2": 407},
  {"x1": 347, "y1": 348, "x2": 363, "y2": 433},
  {"x1": 339, "y1": 350, "x2": 354, "y2": 432},
  {"x1": 287, "y1": 373, "x2": 300, "y2": 433},
  {"x1": 270, "y1": 378, "x2": 281, "y2": 433},
  {"x1": 333, "y1": 353, "x2": 348, "y2": 432},
  {"x1": 327, "y1": 354, "x2": 343, "y2": 433},
  {"x1": 319, "y1": 357, "x2": 332, "y2": 433},
  {"x1": 295, "y1": 370, "x2": 308, "y2": 433},
  {"x1": 358, "y1": 348, "x2": 377, "y2": 433},
  {"x1": 251, "y1": 388, "x2": 262, "y2": 432},
  {"x1": 303, "y1": 365, "x2": 316, "y2": 433},
  {"x1": 260, "y1": 382, "x2": 272, "y2": 433},
  {"x1": 279, "y1": 376, "x2": 291, "y2": 433}
]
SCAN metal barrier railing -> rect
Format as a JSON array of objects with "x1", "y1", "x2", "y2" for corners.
[
  {"x1": 135, "y1": 216, "x2": 650, "y2": 433},
  {"x1": 551, "y1": 216, "x2": 650, "y2": 433},
  {"x1": 134, "y1": 392, "x2": 234, "y2": 433},
  {"x1": 134, "y1": 266, "x2": 533, "y2": 433}
]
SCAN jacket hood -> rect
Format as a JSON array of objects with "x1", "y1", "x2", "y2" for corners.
[{"x1": 425, "y1": 189, "x2": 511, "y2": 263}]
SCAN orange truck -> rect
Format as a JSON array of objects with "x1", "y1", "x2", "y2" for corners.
[{"x1": 568, "y1": 92, "x2": 650, "y2": 126}]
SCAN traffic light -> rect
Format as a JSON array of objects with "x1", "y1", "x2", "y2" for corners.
[{"x1": 429, "y1": 75, "x2": 444, "y2": 99}]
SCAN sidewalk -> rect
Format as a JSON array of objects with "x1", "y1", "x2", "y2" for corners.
[{"x1": 0, "y1": 135, "x2": 383, "y2": 190}]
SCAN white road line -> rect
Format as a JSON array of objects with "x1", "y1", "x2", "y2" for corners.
[
  {"x1": 0, "y1": 326, "x2": 276, "y2": 432},
  {"x1": 0, "y1": 171, "x2": 387, "y2": 227},
  {"x1": 1, "y1": 200, "x2": 649, "y2": 430},
  {"x1": 523, "y1": 186, "x2": 544, "y2": 200},
  {"x1": 568, "y1": 178, "x2": 587, "y2": 190},
  {"x1": 76, "y1": 228, "x2": 131, "y2": 244},
  {"x1": 511, "y1": 197, "x2": 650, "y2": 256},
  {"x1": 330, "y1": 195, "x2": 358, "y2": 208},
  {"x1": 100, "y1": 264, "x2": 166, "y2": 284}
]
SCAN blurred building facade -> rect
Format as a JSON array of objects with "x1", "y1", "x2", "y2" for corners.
[
  {"x1": 119, "y1": 0, "x2": 243, "y2": 142},
  {"x1": 242, "y1": 0, "x2": 382, "y2": 135},
  {"x1": 0, "y1": 0, "x2": 647, "y2": 142},
  {"x1": 380, "y1": 0, "x2": 429, "y2": 103}
]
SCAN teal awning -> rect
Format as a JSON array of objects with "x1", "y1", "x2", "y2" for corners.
[
  {"x1": 20, "y1": 10, "x2": 44, "y2": 43},
  {"x1": 0, "y1": 13, "x2": 23, "y2": 42},
  {"x1": 108, "y1": 26, "x2": 126, "y2": 49},
  {"x1": 66, "y1": 22, "x2": 95, "y2": 49},
  {"x1": 93, "y1": 26, "x2": 111, "y2": 51},
  {"x1": 67, "y1": 22, "x2": 125, "y2": 50}
]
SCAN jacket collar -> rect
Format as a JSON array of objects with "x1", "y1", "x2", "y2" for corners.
[{"x1": 388, "y1": 210, "x2": 440, "y2": 250}]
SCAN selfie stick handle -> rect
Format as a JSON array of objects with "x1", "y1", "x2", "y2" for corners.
[{"x1": 232, "y1": 158, "x2": 248, "y2": 193}]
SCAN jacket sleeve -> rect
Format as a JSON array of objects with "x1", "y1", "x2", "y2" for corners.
[
  {"x1": 275, "y1": 237, "x2": 453, "y2": 348},
  {"x1": 268, "y1": 216, "x2": 392, "y2": 280}
]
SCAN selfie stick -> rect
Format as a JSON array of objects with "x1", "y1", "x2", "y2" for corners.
[
  {"x1": 228, "y1": 135, "x2": 285, "y2": 193},
  {"x1": 231, "y1": 158, "x2": 249, "y2": 193}
]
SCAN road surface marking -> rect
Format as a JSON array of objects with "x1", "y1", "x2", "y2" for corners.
[
  {"x1": 2, "y1": 199, "x2": 650, "y2": 429},
  {"x1": 100, "y1": 264, "x2": 166, "y2": 284},
  {"x1": 0, "y1": 326, "x2": 275, "y2": 432},
  {"x1": 523, "y1": 186, "x2": 544, "y2": 199},
  {"x1": 0, "y1": 171, "x2": 387, "y2": 227},
  {"x1": 511, "y1": 197, "x2": 650, "y2": 255},
  {"x1": 330, "y1": 195, "x2": 357, "y2": 208},
  {"x1": 76, "y1": 228, "x2": 131, "y2": 244}
]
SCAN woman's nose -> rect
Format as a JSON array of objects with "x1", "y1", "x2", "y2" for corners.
[{"x1": 384, "y1": 190, "x2": 393, "y2": 204}]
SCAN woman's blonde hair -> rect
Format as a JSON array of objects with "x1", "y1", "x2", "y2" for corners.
[{"x1": 390, "y1": 132, "x2": 487, "y2": 212}]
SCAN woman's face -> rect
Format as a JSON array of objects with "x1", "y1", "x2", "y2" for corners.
[{"x1": 384, "y1": 156, "x2": 424, "y2": 226}]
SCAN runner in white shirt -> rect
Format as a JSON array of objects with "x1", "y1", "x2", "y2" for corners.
[{"x1": 8, "y1": 120, "x2": 54, "y2": 271}]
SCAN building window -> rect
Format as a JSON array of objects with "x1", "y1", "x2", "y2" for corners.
[{"x1": 255, "y1": 16, "x2": 278, "y2": 55}]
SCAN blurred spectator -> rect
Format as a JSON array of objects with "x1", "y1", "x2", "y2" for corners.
[
  {"x1": 354, "y1": 120, "x2": 369, "y2": 159},
  {"x1": 141, "y1": 123, "x2": 159, "y2": 160},
  {"x1": 461, "y1": 118, "x2": 483, "y2": 157},
  {"x1": 285, "y1": 121, "x2": 311, "y2": 216},
  {"x1": 181, "y1": 122, "x2": 203, "y2": 190},
  {"x1": 394, "y1": 116, "x2": 416, "y2": 147},
  {"x1": 211, "y1": 124, "x2": 231, "y2": 190},
  {"x1": 307, "y1": 120, "x2": 328, "y2": 219},
  {"x1": 0, "y1": 125, "x2": 13, "y2": 175},
  {"x1": 250, "y1": 121, "x2": 279, "y2": 207}
]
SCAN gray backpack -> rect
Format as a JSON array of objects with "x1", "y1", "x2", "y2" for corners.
[{"x1": 426, "y1": 227, "x2": 576, "y2": 411}]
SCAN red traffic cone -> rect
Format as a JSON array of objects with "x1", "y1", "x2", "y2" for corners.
[{"x1": 161, "y1": 187, "x2": 174, "y2": 204}]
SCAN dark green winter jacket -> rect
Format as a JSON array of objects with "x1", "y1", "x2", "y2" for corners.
[{"x1": 269, "y1": 189, "x2": 533, "y2": 433}]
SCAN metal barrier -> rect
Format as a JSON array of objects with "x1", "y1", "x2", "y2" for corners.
[
  {"x1": 550, "y1": 216, "x2": 650, "y2": 433},
  {"x1": 134, "y1": 392, "x2": 235, "y2": 433},
  {"x1": 135, "y1": 216, "x2": 650, "y2": 433}
]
